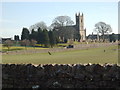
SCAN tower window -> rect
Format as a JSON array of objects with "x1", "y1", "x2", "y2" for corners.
[{"x1": 81, "y1": 19, "x2": 82, "y2": 22}]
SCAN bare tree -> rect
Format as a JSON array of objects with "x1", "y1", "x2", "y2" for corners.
[
  {"x1": 30, "y1": 39, "x2": 37, "y2": 49},
  {"x1": 51, "y1": 16, "x2": 74, "y2": 42},
  {"x1": 3, "y1": 40, "x2": 13, "y2": 51},
  {"x1": 20, "y1": 39, "x2": 30, "y2": 50},
  {"x1": 29, "y1": 21, "x2": 47, "y2": 31},
  {"x1": 94, "y1": 22, "x2": 112, "y2": 42},
  {"x1": 51, "y1": 16, "x2": 74, "y2": 28}
]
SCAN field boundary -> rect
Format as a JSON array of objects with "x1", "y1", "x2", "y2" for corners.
[{"x1": 2, "y1": 42, "x2": 118, "y2": 55}]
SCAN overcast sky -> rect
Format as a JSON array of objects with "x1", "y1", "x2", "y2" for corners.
[{"x1": 0, "y1": 1, "x2": 118, "y2": 39}]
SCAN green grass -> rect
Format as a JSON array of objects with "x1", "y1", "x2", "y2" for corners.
[
  {"x1": 2, "y1": 45, "x2": 118, "y2": 65},
  {"x1": 1, "y1": 42, "x2": 101, "y2": 52}
]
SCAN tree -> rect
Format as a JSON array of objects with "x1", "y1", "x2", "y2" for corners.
[
  {"x1": 42, "y1": 29, "x2": 49, "y2": 47},
  {"x1": 48, "y1": 31, "x2": 56, "y2": 47},
  {"x1": 94, "y1": 22, "x2": 112, "y2": 42},
  {"x1": 14, "y1": 35, "x2": 20, "y2": 46},
  {"x1": 51, "y1": 16, "x2": 74, "y2": 28},
  {"x1": 29, "y1": 29, "x2": 37, "y2": 41},
  {"x1": 14, "y1": 35, "x2": 17, "y2": 41},
  {"x1": 37, "y1": 27, "x2": 43, "y2": 44},
  {"x1": 52, "y1": 28, "x2": 60, "y2": 43},
  {"x1": 3, "y1": 40, "x2": 13, "y2": 51},
  {"x1": 51, "y1": 16, "x2": 75, "y2": 42},
  {"x1": 14, "y1": 35, "x2": 19, "y2": 41},
  {"x1": 30, "y1": 39, "x2": 37, "y2": 49},
  {"x1": 21, "y1": 28, "x2": 30, "y2": 40},
  {"x1": 29, "y1": 21, "x2": 47, "y2": 30},
  {"x1": 20, "y1": 39, "x2": 30, "y2": 50},
  {"x1": 17, "y1": 35, "x2": 19, "y2": 41}
]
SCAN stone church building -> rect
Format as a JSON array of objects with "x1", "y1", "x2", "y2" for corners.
[{"x1": 54, "y1": 12, "x2": 86, "y2": 42}]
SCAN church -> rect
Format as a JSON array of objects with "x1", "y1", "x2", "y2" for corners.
[
  {"x1": 54, "y1": 12, "x2": 86, "y2": 42},
  {"x1": 75, "y1": 12, "x2": 86, "y2": 41}
]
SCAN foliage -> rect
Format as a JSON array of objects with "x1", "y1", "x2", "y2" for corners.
[
  {"x1": 29, "y1": 29, "x2": 38, "y2": 41},
  {"x1": 42, "y1": 29, "x2": 49, "y2": 47},
  {"x1": 37, "y1": 27, "x2": 43, "y2": 44},
  {"x1": 21, "y1": 26, "x2": 60, "y2": 48},
  {"x1": 14, "y1": 35, "x2": 19, "y2": 41},
  {"x1": 48, "y1": 30, "x2": 56, "y2": 47},
  {"x1": 21, "y1": 28, "x2": 30, "y2": 40}
]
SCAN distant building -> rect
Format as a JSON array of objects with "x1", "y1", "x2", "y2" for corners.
[
  {"x1": 87, "y1": 34, "x2": 98, "y2": 41},
  {"x1": 2, "y1": 38, "x2": 12, "y2": 43},
  {"x1": 87, "y1": 33, "x2": 120, "y2": 42},
  {"x1": 113, "y1": 34, "x2": 120, "y2": 41},
  {"x1": 54, "y1": 12, "x2": 86, "y2": 42}
]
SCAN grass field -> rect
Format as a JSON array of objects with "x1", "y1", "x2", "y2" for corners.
[
  {"x1": 2, "y1": 45, "x2": 119, "y2": 65},
  {"x1": 1, "y1": 43, "x2": 68, "y2": 52},
  {"x1": 1, "y1": 42, "x2": 106, "y2": 52},
  {"x1": 2, "y1": 46, "x2": 48, "y2": 52}
]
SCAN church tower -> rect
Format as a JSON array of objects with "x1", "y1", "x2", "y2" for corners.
[{"x1": 75, "y1": 12, "x2": 86, "y2": 41}]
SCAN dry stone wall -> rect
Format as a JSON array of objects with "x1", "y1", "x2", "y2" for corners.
[{"x1": 2, "y1": 64, "x2": 120, "y2": 88}]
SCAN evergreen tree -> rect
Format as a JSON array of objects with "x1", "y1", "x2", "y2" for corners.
[
  {"x1": 14, "y1": 35, "x2": 17, "y2": 41},
  {"x1": 21, "y1": 28, "x2": 30, "y2": 40},
  {"x1": 42, "y1": 29, "x2": 49, "y2": 47},
  {"x1": 29, "y1": 29, "x2": 37, "y2": 40},
  {"x1": 37, "y1": 27, "x2": 43, "y2": 44},
  {"x1": 14, "y1": 35, "x2": 19, "y2": 41},
  {"x1": 14, "y1": 35, "x2": 20, "y2": 46},
  {"x1": 48, "y1": 30, "x2": 56, "y2": 47},
  {"x1": 53, "y1": 29, "x2": 60, "y2": 44},
  {"x1": 16, "y1": 35, "x2": 19, "y2": 41}
]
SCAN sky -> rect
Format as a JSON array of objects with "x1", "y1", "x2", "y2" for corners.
[{"x1": 0, "y1": 1, "x2": 118, "y2": 39}]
